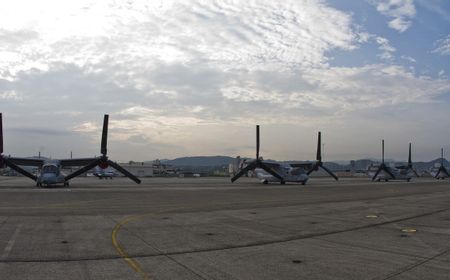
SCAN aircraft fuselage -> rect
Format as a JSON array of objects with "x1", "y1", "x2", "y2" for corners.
[{"x1": 36, "y1": 162, "x2": 68, "y2": 187}]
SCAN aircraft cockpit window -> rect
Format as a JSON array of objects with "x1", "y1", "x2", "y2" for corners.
[{"x1": 42, "y1": 165, "x2": 58, "y2": 174}]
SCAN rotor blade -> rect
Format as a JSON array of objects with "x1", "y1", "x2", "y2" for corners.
[
  {"x1": 441, "y1": 166, "x2": 450, "y2": 178},
  {"x1": 256, "y1": 125, "x2": 260, "y2": 160},
  {"x1": 435, "y1": 168, "x2": 441, "y2": 179},
  {"x1": 3, "y1": 157, "x2": 37, "y2": 181},
  {"x1": 259, "y1": 162, "x2": 284, "y2": 182},
  {"x1": 408, "y1": 143, "x2": 412, "y2": 166},
  {"x1": 231, "y1": 162, "x2": 257, "y2": 182},
  {"x1": 383, "y1": 165, "x2": 396, "y2": 179},
  {"x1": 372, "y1": 165, "x2": 383, "y2": 181},
  {"x1": 441, "y1": 148, "x2": 444, "y2": 166},
  {"x1": 316, "y1": 131, "x2": 322, "y2": 162},
  {"x1": 64, "y1": 159, "x2": 101, "y2": 181},
  {"x1": 107, "y1": 160, "x2": 141, "y2": 184},
  {"x1": 0, "y1": 113, "x2": 3, "y2": 154},
  {"x1": 320, "y1": 165, "x2": 338, "y2": 181},
  {"x1": 101, "y1": 114, "x2": 109, "y2": 156},
  {"x1": 382, "y1": 139, "x2": 385, "y2": 164},
  {"x1": 306, "y1": 162, "x2": 319, "y2": 175}
]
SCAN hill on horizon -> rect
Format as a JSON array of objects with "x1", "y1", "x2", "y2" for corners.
[
  {"x1": 145, "y1": 156, "x2": 450, "y2": 172},
  {"x1": 156, "y1": 156, "x2": 236, "y2": 167}
]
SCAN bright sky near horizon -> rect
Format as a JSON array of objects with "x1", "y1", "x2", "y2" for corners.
[{"x1": 0, "y1": 0, "x2": 449, "y2": 162}]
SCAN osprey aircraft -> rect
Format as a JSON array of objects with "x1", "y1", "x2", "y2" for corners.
[
  {"x1": 306, "y1": 131, "x2": 338, "y2": 180},
  {"x1": 0, "y1": 113, "x2": 141, "y2": 187},
  {"x1": 394, "y1": 143, "x2": 420, "y2": 177},
  {"x1": 370, "y1": 140, "x2": 413, "y2": 182},
  {"x1": 429, "y1": 148, "x2": 450, "y2": 179},
  {"x1": 230, "y1": 125, "x2": 309, "y2": 185}
]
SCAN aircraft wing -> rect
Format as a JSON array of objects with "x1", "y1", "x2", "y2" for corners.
[
  {"x1": 60, "y1": 158, "x2": 98, "y2": 167},
  {"x1": 5, "y1": 157, "x2": 45, "y2": 167},
  {"x1": 290, "y1": 163, "x2": 313, "y2": 170},
  {"x1": 260, "y1": 162, "x2": 283, "y2": 172}
]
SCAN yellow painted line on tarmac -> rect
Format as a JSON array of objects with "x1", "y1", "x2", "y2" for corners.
[
  {"x1": 110, "y1": 197, "x2": 342, "y2": 279},
  {"x1": 111, "y1": 214, "x2": 152, "y2": 280}
]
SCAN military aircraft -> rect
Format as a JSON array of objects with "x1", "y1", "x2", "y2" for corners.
[
  {"x1": 0, "y1": 113, "x2": 141, "y2": 187},
  {"x1": 429, "y1": 148, "x2": 450, "y2": 179},
  {"x1": 306, "y1": 132, "x2": 338, "y2": 180},
  {"x1": 93, "y1": 166, "x2": 116, "y2": 179},
  {"x1": 370, "y1": 140, "x2": 412, "y2": 182},
  {"x1": 394, "y1": 143, "x2": 420, "y2": 177},
  {"x1": 230, "y1": 125, "x2": 308, "y2": 185}
]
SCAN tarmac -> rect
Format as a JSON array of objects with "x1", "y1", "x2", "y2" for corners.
[{"x1": 0, "y1": 176, "x2": 449, "y2": 280}]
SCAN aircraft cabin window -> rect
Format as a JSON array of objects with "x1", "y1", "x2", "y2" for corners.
[{"x1": 42, "y1": 165, "x2": 58, "y2": 174}]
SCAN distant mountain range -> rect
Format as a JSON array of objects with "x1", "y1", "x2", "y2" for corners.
[
  {"x1": 148, "y1": 156, "x2": 449, "y2": 171},
  {"x1": 157, "y1": 156, "x2": 235, "y2": 167}
]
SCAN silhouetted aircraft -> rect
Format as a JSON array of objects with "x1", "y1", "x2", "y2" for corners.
[
  {"x1": 0, "y1": 113, "x2": 141, "y2": 187},
  {"x1": 370, "y1": 140, "x2": 412, "y2": 182},
  {"x1": 429, "y1": 148, "x2": 450, "y2": 179},
  {"x1": 230, "y1": 125, "x2": 309, "y2": 185},
  {"x1": 306, "y1": 131, "x2": 338, "y2": 180}
]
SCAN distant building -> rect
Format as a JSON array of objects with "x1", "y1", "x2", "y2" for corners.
[
  {"x1": 152, "y1": 159, "x2": 176, "y2": 175},
  {"x1": 120, "y1": 162, "x2": 153, "y2": 177}
]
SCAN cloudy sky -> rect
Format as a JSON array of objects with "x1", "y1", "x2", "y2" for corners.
[{"x1": 0, "y1": 0, "x2": 449, "y2": 162}]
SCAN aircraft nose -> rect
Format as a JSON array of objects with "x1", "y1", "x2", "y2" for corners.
[{"x1": 42, "y1": 173, "x2": 57, "y2": 183}]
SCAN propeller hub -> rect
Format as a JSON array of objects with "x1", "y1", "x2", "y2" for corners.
[{"x1": 99, "y1": 162, "x2": 109, "y2": 169}]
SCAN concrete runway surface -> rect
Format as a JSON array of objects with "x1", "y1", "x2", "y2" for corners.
[{"x1": 0, "y1": 176, "x2": 449, "y2": 280}]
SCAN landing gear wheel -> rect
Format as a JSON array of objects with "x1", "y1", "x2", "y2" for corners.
[
  {"x1": 64, "y1": 182, "x2": 69, "y2": 187},
  {"x1": 280, "y1": 181, "x2": 286, "y2": 185},
  {"x1": 301, "y1": 181, "x2": 306, "y2": 185}
]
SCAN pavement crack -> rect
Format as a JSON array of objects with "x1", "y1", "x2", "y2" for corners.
[{"x1": 376, "y1": 248, "x2": 450, "y2": 280}]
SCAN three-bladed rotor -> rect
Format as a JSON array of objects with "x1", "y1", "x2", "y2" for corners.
[
  {"x1": 434, "y1": 148, "x2": 450, "y2": 179},
  {"x1": 231, "y1": 125, "x2": 284, "y2": 183},
  {"x1": 372, "y1": 139, "x2": 395, "y2": 180},
  {"x1": 64, "y1": 115, "x2": 141, "y2": 184},
  {"x1": 0, "y1": 113, "x2": 38, "y2": 180},
  {"x1": 307, "y1": 131, "x2": 338, "y2": 180}
]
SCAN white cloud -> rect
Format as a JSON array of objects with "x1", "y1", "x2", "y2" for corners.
[
  {"x1": 0, "y1": 0, "x2": 361, "y2": 78},
  {"x1": 400, "y1": 55, "x2": 416, "y2": 63},
  {"x1": 0, "y1": 0, "x2": 449, "y2": 161},
  {"x1": 432, "y1": 35, "x2": 450, "y2": 56},
  {"x1": 371, "y1": 0, "x2": 416, "y2": 32},
  {"x1": 375, "y1": 36, "x2": 396, "y2": 60},
  {"x1": 0, "y1": 90, "x2": 22, "y2": 101}
]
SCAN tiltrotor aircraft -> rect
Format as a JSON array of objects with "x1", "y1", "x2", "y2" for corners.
[
  {"x1": 231, "y1": 125, "x2": 338, "y2": 185},
  {"x1": 429, "y1": 148, "x2": 450, "y2": 179},
  {"x1": 370, "y1": 140, "x2": 414, "y2": 182},
  {"x1": 0, "y1": 113, "x2": 141, "y2": 187}
]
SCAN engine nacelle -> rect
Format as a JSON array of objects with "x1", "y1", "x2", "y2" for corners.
[{"x1": 98, "y1": 162, "x2": 109, "y2": 169}]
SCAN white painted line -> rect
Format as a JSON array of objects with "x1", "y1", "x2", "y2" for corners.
[{"x1": 1, "y1": 224, "x2": 22, "y2": 259}]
